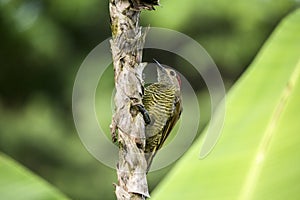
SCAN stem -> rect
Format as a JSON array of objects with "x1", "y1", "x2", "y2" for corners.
[{"x1": 109, "y1": 0, "x2": 158, "y2": 199}]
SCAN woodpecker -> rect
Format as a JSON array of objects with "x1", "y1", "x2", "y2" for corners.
[{"x1": 142, "y1": 60, "x2": 182, "y2": 172}]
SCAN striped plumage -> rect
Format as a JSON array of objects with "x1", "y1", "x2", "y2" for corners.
[{"x1": 143, "y1": 61, "x2": 182, "y2": 172}]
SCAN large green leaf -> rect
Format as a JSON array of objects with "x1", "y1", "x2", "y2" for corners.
[
  {"x1": 0, "y1": 154, "x2": 69, "y2": 200},
  {"x1": 151, "y1": 9, "x2": 300, "y2": 200}
]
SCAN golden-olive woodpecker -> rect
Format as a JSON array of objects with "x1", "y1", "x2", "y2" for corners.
[{"x1": 143, "y1": 60, "x2": 182, "y2": 172}]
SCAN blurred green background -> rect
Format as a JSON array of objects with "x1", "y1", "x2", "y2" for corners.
[{"x1": 0, "y1": 0, "x2": 299, "y2": 199}]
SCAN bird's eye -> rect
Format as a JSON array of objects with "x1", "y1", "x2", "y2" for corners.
[{"x1": 170, "y1": 70, "x2": 176, "y2": 76}]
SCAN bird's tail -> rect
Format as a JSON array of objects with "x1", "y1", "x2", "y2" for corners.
[{"x1": 144, "y1": 151, "x2": 157, "y2": 173}]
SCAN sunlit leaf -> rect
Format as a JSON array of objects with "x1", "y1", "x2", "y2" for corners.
[
  {"x1": 0, "y1": 154, "x2": 69, "y2": 200},
  {"x1": 151, "y1": 9, "x2": 300, "y2": 200}
]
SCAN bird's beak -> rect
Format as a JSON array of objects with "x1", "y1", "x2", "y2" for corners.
[
  {"x1": 153, "y1": 59, "x2": 164, "y2": 69},
  {"x1": 153, "y1": 59, "x2": 167, "y2": 74},
  {"x1": 153, "y1": 59, "x2": 168, "y2": 83}
]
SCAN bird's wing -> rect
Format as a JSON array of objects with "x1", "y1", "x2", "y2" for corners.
[{"x1": 157, "y1": 96, "x2": 182, "y2": 150}]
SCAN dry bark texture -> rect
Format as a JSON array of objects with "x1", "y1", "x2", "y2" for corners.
[{"x1": 109, "y1": 0, "x2": 159, "y2": 199}]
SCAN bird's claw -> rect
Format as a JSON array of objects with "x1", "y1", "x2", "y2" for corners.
[{"x1": 132, "y1": 104, "x2": 151, "y2": 125}]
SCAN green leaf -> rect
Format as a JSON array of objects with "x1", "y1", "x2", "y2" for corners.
[
  {"x1": 0, "y1": 153, "x2": 69, "y2": 200},
  {"x1": 151, "y1": 9, "x2": 300, "y2": 200}
]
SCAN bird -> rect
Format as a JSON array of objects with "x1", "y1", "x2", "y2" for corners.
[{"x1": 142, "y1": 60, "x2": 182, "y2": 172}]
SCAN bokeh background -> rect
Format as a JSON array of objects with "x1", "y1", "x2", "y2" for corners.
[{"x1": 0, "y1": 0, "x2": 299, "y2": 199}]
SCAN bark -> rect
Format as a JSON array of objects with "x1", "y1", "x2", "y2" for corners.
[{"x1": 109, "y1": 0, "x2": 158, "y2": 199}]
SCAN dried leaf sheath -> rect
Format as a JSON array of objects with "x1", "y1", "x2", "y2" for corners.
[{"x1": 109, "y1": 0, "x2": 159, "y2": 199}]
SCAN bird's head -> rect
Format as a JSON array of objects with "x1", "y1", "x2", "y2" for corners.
[{"x1": 154, "y1": 59, "x2": 181, "y2": 91}]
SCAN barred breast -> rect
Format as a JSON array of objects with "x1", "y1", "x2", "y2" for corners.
[{"x1": 143, "y1": 83, "x2": 177, "y2": 153}]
